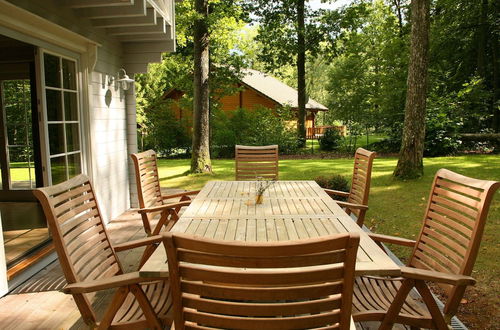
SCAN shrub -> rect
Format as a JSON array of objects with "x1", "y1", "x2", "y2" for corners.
[
  {"x1": 141, "y1": 100, "x2": 191, "y2": 156},
  {"x1": 318, "y1": 128, "x2": 343, "y2": 151},
  {"x1": 210, "y1": 106, "x2": 299, "y2": 158},
  {"x1": 314, "y1": 175, "x2": 350, "y2": 201},
  {"x1": 424, "y1": 109, "x2": 462, "y2": 157}
]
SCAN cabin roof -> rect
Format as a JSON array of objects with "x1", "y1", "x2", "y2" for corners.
[{"x1": 240, "y1": 69, "x2": 328, "y2": 111}]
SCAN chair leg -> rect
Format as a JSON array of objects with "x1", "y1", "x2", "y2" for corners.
[
  {"x1": 379, "y1": 279, "x2": 415, "y2": 330},
  {"x1": 130, "y1": 284, "x2": 163, "y2": 329},
  {"x1": 415, "y1": 280, "x2": 448, "y2": 330},
  {"x1": 98, "y1": 286, "x2": 129, "y2": 330}
]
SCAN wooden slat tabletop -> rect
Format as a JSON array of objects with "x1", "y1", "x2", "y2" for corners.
[{"x1": 140, "y1": 181, "x2": 401, "y2": 277}]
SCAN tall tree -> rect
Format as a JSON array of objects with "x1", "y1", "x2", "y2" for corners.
[
  {"x1": 191, "y1": 0, "x2": 212, "y2": 173},
  {"x1": 297, "y1": 0, "x2": 306, "y2": 146},
  {"x1": 394, "y1": 0, "x2": 430, "y2": 179},
  {"x1": 248, "y1": 0, "x2": 323, "y2": 147}
]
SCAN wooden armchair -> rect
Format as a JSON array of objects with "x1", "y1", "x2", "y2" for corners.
[
  {"x1": 34, "y1": 175, "x2": 173, "y2": 329},
  {"x1": 163, "y1": 232, "x2": 360, "y2": 329},
  {"x1": 352, "y1": 169, "x2": 500, "y2": 329},
  {"x1": 131, "y1": 150, "x2": 198, "y2": 237},
  {"x1": 324, "y1": 147, "x2": 376, "y2": 226},
  {"x1": 235, "y1": 144, "x2": 279, "y2": 180}
]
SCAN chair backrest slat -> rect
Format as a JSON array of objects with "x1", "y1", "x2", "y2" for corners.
[
  {"x1": 346, "y1": 148, "x2": 376, "y2": 219},
  {"x1": 34, "y1": 174, "x2": 122, "y2": 323},
  {"x1": 131, "y1": 150, "x2": 163, "y2": 209},
  {"x1": 409, "y1": 169, "x2": 499, "y2": 315},
  {"x1": 165, "y1": 232, "x2": 359, "y2": 329},
  {"x1": 235, "y1": 145, "x2": 279, "y2": 181}
]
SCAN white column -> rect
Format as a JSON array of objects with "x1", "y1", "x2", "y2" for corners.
[{"x1": 126, "y1": 82, "x2": 139, "y2": 208}]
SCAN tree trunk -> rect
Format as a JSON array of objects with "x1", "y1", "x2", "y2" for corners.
[
  {"x1": 491, "y1": 0, "x2": 499, "y2": 132},
  {"x1": 297, "y1": 0, "x2": 307, "y2": 147},
  {"x1": 393, "y1": 0, "x2": 430, "y2": 179},
  {"x1": 191, "y1": 0, "x2": 212, "y2": 173},
  {"x1": 392, "y1": 0, "x2": 404, "y2": 37}
]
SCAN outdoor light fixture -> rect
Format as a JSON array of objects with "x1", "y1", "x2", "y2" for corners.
[{"x1": 108, "y1": 68, "x2": 135, "y2": 91}]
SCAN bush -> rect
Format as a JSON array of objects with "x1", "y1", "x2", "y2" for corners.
[
  {"x1": 424, "y1": 109, "x2": 462, "y2": 157},
  {"x1": 318, "y1": 128, "x2": 343, "y2": 151},
  {"x1": 314, "y1": 175, "x2": 350, "y2": 201},
  {"x1": 141, "y1": 100, "x2": 191, "y2": 156},
  {"x1": 211, "y1": 107, "x2": 299, "y2": 158}
]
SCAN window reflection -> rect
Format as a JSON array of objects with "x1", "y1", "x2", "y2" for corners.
[
  {"x1": 50, "y1": 156, "x2": 66, "y2": 185},
  {"x1": 44, "y1": 54, "x2": 60, "y2": 88},
  {"x1": 48, "y1": 124, "x2": 65, "y2": 155}
]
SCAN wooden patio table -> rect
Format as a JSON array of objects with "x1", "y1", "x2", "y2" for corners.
[{"x1": 140, "y1": 180, "x2": 400, "y2": 277}]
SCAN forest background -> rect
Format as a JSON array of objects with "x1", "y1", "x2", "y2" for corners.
[{"x1": 135, "y1": 0, "x2": 499, "y2": 160}]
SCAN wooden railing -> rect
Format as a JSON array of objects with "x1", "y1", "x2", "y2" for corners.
[{"x1": 307, "y1": 125, "x2": 347, "y2": 139}]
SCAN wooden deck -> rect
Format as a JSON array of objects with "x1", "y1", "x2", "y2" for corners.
[{"x1": 0, "y1": 209, "x2": 150, "y2": 330}]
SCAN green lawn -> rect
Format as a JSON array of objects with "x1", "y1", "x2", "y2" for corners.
[
  {"x1": 304, "y1": 134, "x2": 387, "y2": 152},
  {"x1": 158, "y1": 154, "x2": 500, "y2": 306}
]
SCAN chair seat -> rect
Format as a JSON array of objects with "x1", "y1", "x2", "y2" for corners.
[
  {"x1": 353, "y1": 276, "x2": 435, "y2": 328},
  {"x1": 113, "y1": 280, "x2": 173, "y2": 325}
]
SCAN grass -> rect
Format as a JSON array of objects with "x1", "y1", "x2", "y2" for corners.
[
  {"x1": 157, "y1": 154, "x2": 500, "y2": 323},
  {"x1": 304, "y1": 134, "x2": 387, "y2": 152}
]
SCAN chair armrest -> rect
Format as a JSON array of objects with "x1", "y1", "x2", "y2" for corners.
[
  {"x1": 162, "y1": 190, "x2": 200, "y2": 200},
  {"x1": 401, "y1": 266, "x2": 476, "y2": 286},
  {"x1": 113, "y1": 235, "x2": 163, "y2": 252},
  {"x1": 335, "y1": 201, "x2": 368, "y2": 210},
  {"x1": 324, "y1": 189, "x2": 350, "y2": 198},
  {"x1": 63, "y1": 272, "x2": 166, "y2": 294},
  {"x1": 368, "y1": 233, "x2": 416, "y2": 247},
  {"x1": 137, "y1": 201, "x2": 191, "y2": 215}
]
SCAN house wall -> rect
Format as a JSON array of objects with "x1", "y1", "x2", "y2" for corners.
[
  {"x1": 169, "y1": 86, "x2": 316, "y2": 131},
  {"x1": 219, "y1": 87, "x2": 278, "y2": 112},
  {"x1": 5, "y1": 0, "x2": 137, "y2": 222}
]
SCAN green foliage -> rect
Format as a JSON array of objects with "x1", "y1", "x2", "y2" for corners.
[
  {"x1": 210, "y1": 107, "x2": 299, "y2": 158},
  {"x1": 325, "y1": 1, "x2": 407, "y2": 132},
  {"x1": 246, "y1": 0, "x2": 324, "y2": 72},
  {"x1": 314, "y1": 174, "x2": 350, "y2": 201},
  {"x1": 142, "y1": 100, "x2": 191, "y2": 156},
  {"x1": 318, "y1": 128, "x2": 342, "y2": 151},
  {"x1": 136, "y1": 0, "x2": 250, "y2": 155}
]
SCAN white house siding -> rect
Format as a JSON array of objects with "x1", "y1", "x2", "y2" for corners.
[
  {"x1": 90, "y1": 71, "x2": 131, "y2": 221},
  {"x1": 6, "y1": 0, "x2": 139, "y2": 222}
]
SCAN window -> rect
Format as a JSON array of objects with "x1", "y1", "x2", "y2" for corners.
[{"x1": 42, "y1": 53, "x2": 81, "y2": 184}]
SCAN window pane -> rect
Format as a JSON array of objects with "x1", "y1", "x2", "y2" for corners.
[
  {"x1": 46, "y1": 90, "x2": 63, "y2": 121},
  {"x1": 48, "y1": 124, "x2": 65, "y2": 155},
  {"x1": 62, "y1": 59, "x2": 76, "y2": 90},
  {"x1": 8, "y1": 146, "x2": 35, "y2": 190},
  {"x1": 67, "y1": 153, "x2": 81, "y2": 178},
  {"x1": 44, "y1": 54, "x2": 61, "y2": 88},
  {"x1": 50, "y1": 156, "x2": 67, "y2": 184},
  {"x1": 64, "y1": 92, "x2": 78, "y2": 121},
  {"x1": 66, "y1": 123, "x2": 80, "y2": 152}
]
